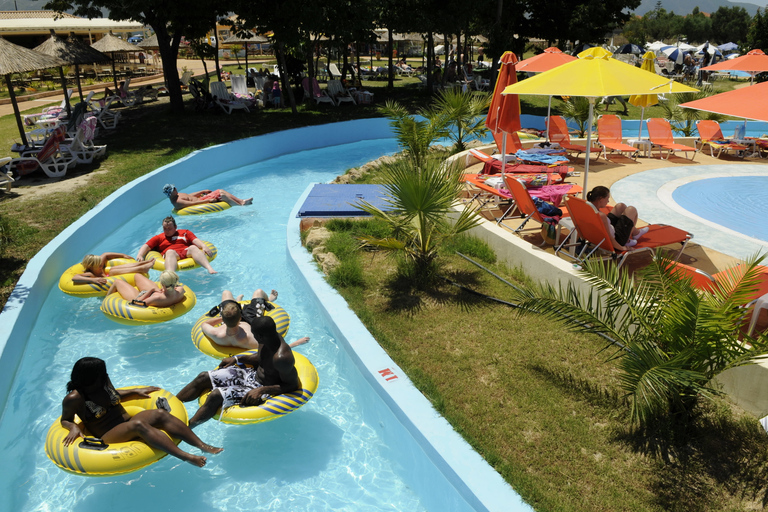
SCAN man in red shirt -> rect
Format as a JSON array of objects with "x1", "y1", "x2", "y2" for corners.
[{"x1": 136, "y1": 216, "x2": 217, "y2": 274}]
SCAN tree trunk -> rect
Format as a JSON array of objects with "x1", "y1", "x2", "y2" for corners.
[
  {"x1": 213, "y1": 23, "x2": 221, "y2": 82},
  {"x1": 387, "y1": 29, "x2": 394, "y2": 89},
  {"x1": 154, "y1": 26, "x2": 184, "y2": 114},
  {"x1": 426, "y1": 32, "x2": 434, "y2": 92},
  {"x1": 276, "y1": 42, "x2": 297, "y2": 114}
]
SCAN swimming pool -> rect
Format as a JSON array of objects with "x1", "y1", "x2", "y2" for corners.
[
  {"x1": 0, "y1": 120, "x2": 528, "y2": 512},
  {"x1": 611, "y1": 164, "x2": 768, "y2": 260},
  {"x1": 672, "y1": 176, "x2": 768, "y2": 243}
]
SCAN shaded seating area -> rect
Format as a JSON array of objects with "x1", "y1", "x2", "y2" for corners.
[
  {"x1": 597, "y1": 115, "x2": 639, "y2": 160},
  {"x1": 556, "y1": 195, "x2": 693, "y2": 268},
  {"x1": 695, "y1": 120, "x2": 749, "y2": 158},
  {"x1": 546, "y1": 115, "x2": 603, "y2": 160},
  {"x1": 646, "y1": 118, "x2": 697, "y2": 159},
  {"x1": 210, "y1": 81, "x2": 250, "y2": 114}
]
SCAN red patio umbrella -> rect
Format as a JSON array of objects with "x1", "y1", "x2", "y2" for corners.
[
  {"x1": 484, "y1": 51, "x2": 520, "y2": 173},
  {"x1": 701, "y1": 49, "x2": 768, "y2": 83}
]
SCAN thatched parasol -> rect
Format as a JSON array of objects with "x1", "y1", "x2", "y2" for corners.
[
  {"x1": 137, "y1": 34, "x2": 159, "y2": 50},
  {"x1": 34, "y1": 30, "x2": 111, "y2": 105},
  {"x1": 91, "y1": 32, "x2": 138, "y2": 90},
  {"x1": 224, "y1": 31, "x2": 269, "y2": 71},
  {"x1": 0, "y1": 37, "x2": 67, "y2": 147}
]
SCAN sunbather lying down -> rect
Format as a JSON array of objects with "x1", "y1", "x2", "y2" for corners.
[{"x1": 162, "y1": 184, "x2": 253, "y2": 208}]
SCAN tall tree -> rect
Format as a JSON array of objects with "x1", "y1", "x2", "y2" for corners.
[
  {"x1": 747, "y1": 8, "x2": 768, "y2": 52},
  {"x1": 711, "y1": 6, "x2": 752, "y2": 46},
  {"x1": 44, "y1": 0, "x2": 229, "y2": 113}
]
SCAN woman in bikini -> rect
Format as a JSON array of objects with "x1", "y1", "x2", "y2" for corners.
[
  {"x1": 586, "y1": 186, "x2": 649, "y2": 251},
  {"x1": 73, "y1": 252, "x2": 156, "y2": 285},
  {"x1": 105, "y1": 270, "x2": 185, "y2": 308},
  {"x1": 60, "y1": 357, "x2": 222, "y2": 468}
]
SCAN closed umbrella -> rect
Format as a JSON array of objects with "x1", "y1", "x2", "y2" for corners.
[
  {"x1": 502, "y1": 47, "x2": 698, "y2": 196},
  {"x1": 0, "y1": 37, "x2": 66, "y2": 147},
  {"x1": 485, "y1": 51, "x2": 520, "y2": 175},
  {"x1": 702, "y1": 49, "x2": 768, "y2": 84},
  {"x1": 628, "y1": 51, "x2": 659, "y2": 139}
]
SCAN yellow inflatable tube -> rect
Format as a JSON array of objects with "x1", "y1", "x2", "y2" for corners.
[
  {"x1": 190, "y1": 300, "x2": 291, "y2": 359},
  {"x1": 58, "y1": 258, "x2": 144, "y2": 298},
  {"x1": 45, "y1": 388, "x2": 187, "y2": 477},
  {"x1": 101, "y1": 284, "x2": 196, "y2": 325},
  {"x1": 148, "y1": 240, "x2": 217, "y2": 272},
  {"x1": 198, "y1": 351, "x2": 318, "y2": 425},
  {"x1": 173, "y1": 201, "x2": 231, "y2": 216}
]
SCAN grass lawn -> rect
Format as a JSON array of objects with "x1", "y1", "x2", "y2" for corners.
[{"x1": 1, "y1": 70, "x2": 767, "y2": 511}]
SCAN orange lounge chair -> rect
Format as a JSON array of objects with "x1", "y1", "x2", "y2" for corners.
[
  {"x1": 695, "y1": 120, "x2": 749, "y2": 158},
  {"x1": 670, "y1": 261, "x2": 768, "y2": 335},
  {"x1": 646, "y1": 118, "x2": 697, "y2": 160},
  {"x1": 503, "y1": 175, "x2": 570, "y2": 244},
  {"x1": 546, "y1": 115, "x2": 602, "y2": 160},
  {"x1": 557, "y1": 195, "x2": 693, "y2": 267},
  {"x1": 597, "y1": 115, "x2": 639, "y2": 161}
]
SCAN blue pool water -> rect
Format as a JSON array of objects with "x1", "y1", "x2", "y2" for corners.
[
  {"x1": 0, "y1": 135, "x2": 505, "y2": 512},
  {"x1": 672, "y1": 176, "x2": 768, "y2": 243}
]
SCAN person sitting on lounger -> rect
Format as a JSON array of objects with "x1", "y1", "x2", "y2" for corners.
[
  {"x1": 162, "y1": 184, "x2": 252, "y2": 208},
  {"x1": 586, "y1": 186, "x2": 649, "y2": 251},
  {"x1": 73, "y1": 252, "x2": 155, "y2": 284},
  {"x1": 106, "y1": 270, "x2": 186, "y2": 308},
  {"x1": 203, "y1": 288, "x2": 309, "y2": 350},
  {"x1": 60, "y1": 357, "x2": 222, "y2": 468}
]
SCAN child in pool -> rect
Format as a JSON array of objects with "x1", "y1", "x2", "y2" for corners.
[{"x1": 73, "y1": 253, "x2": 156, "y2": 285}]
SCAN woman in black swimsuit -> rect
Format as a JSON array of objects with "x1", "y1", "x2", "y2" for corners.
[
  {"x1": 60, "y1": 357, "x2": 222, "y2": 468},
  {"x1": 586, "y1": 186, "x2": 649, "y2": 251}
]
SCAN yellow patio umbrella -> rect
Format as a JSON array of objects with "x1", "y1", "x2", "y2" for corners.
[
  {"x1": 502, "y1": 47, "x2": 698, "y2": 196},
  {"x1": 628, "y1": 51, "x2": 659, "y2": 139}
]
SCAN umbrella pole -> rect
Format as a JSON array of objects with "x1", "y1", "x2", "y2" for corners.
[
  {"x1": 638, "y1": 107, "x2": 645, "y2": 139},
  {"x1": 546, "y1": 96, "x2": 552, "y2": 141},
  {"x1": 75, "y1": 64, "x2": 84, "y2": 102},
  {"x1": 501, "y1": 132, "x2": 507, "y2": 176},
  {"x1": 582, "y1": 99, "x2": 595, "y2": 198},
  {"x1": 6, "y1": 74, "x2": 29, "y2": 148},
  {"x1": 111, "y1": 54, "x2": 118, "y2": 92},
  {"x1": 58, "y1": 66, "x2": 71, "y2": 118}
]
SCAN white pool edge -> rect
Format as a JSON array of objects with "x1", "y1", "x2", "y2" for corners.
[{"x1": 287, "y1": 186, "x2": 532, "y2": 512}]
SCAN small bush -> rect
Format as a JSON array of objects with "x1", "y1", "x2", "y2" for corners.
[
  {"x1": 442, "y1": 234, "x2": 496, "y2": 264},
  {"x1": 325, "y1": 232, "x2": 361, "y2": 260},
  {"x1": 328, "y1": 258, "x2": 366, "y2": 288}
]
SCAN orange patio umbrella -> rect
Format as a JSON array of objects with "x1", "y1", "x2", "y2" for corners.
[
  {"x1": 484, "y1": 51, "x2": 520, "y2": 173},
  {"x1": 701, "y1": 49, "x2": 768, "y2": 83},
  {"x1": 515, "y1": 47, "x2": 576, "y2": 73},
  {"x1": 515, "y1": 47, "x2": 577, "y2": 140},
  {"x1": 679, "y1": 80, "x2": 768, "y2": 122}
]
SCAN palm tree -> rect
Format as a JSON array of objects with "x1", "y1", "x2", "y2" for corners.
[
  {"x1": 426, "y1": 88, "x2": 491, "y2": 152},
  {"x1": 510, "y1": 251, "x2": 768, "y2": 426},
  {"x1": 558, "y1": 96, "x2": 593, "y2": 137},
  {"x1": 377, "y1": 100, "x2": 449, "y2": 169},
  {"x1": 354, "y1": 157, "x2": 480, "y2": 280},
  {"x1": 657, "y1": 86, "x2": 727, "y2": 136}
]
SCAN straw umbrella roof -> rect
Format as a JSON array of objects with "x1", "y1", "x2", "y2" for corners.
[
  {"x1": 34, "y1": 30, "x2": 110, "y2": 65},
  {"x1": 223, "y1": 31, "x2": 269, "y2": 44},
  {"x1": 137, "y1": 34, "x2": 159, "y2": 49},
  {"x1": 0, "y1": 36, "x2": 66, "y2": 74},
  {"x1": 91, "y1": 32, "x2": 137, "y2": 53}
]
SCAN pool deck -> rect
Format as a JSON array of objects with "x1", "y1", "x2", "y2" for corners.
[{"x1": 460, "y1": 139, "x2": 768, "y2": 275}]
